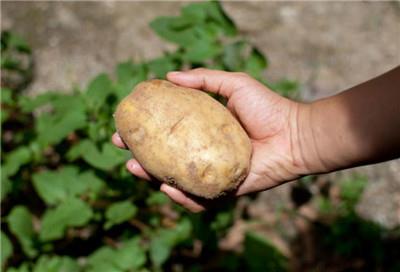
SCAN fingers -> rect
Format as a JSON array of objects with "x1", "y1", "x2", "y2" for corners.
[
  {"x1": 126, "y1": 159, "x2": 152, "y2": 180},
  {"x1": 112, "y1": 133, "x2": 127, "y2": 149},
  {"x1": 160, "y1": 184, "x2": 205, "y2": 213},
  {"x1": 167, "y1": 68, "x2": 255, "y2": 98}
]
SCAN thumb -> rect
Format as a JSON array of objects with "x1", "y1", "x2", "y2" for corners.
[{"x1": 167, "y1": 68, "x2": 258, "y2": 98}]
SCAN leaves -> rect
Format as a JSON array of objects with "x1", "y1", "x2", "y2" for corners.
[
  {"x1": 148, "y1": 55, "x2": 178, "y2": 78},
  {"x1": 150, "y1": 1, "x2": 237, "y2": 66},
  {"x1": 115, "y1": 61, "x2": 147, "y2": 100},
  {"x1": 223, "y1": 41, "x2": 246, "y2": 71},
  {"x1": 39, "y1": 197, "x2": 93, "y2": 241},
  {"x1": 1, "y1": 87, "x2": 14, "y2": 105},
  {"x1": 67, "y1": 140, "x2": 129, "y2": 171},
  {"x1": 33, "y1": 255, "x2": 79, "y2": 272},
  {"x1": 86, "y1": 237, "x2": 146, "y2": 271},
  {"x1": 104, "y1": 200, "x2": 137, "y2": 229},
  {"x1": 340, "y1": 174, "x2": 368, "y2": 210},
  {"x1": 2, "y1": 146, "x2": 31, "y2": 178},
  {"x1": 268, "y1": 79, "x2": 298, "y2": 97},
  {"x1": 1, "y1": 174, "x2": 12, "y2": 201},
  {"x1": 85, "y1": 74, "x2": 113, "y2": 111},
  {"x1": 146, "y1": 191, "x2": 170, "y2": 206},
  {"x1": 150, "y1": 219, "x2": 192, "y2": 267},
  {"x1": 244, "y1": 48, "x2": 268, "y2": 78},
  {"x1": 6, "y1": 206, "x2": 37, "y2": 258},
  {"x1": 32, "y1": 166, "x2": 104, "y2": 205},
  {"x1": 18, "y1": 92, "x2": 61, "y2": 113},
  {"x1": 1, "y1": 231, "x2": 13, "y2": 266},
  {"x1": 243, "y1": 232, "x2": 287, "y2": 272},
  {"x1": 35, "y1": 95, "x2": 87, "y2": 148},
  {"x1": 6, "y1": 263, "x2": 30, "y2": 272},
  {"x1": 1, "y1": 31, "x2": 31, "y2": 53}
]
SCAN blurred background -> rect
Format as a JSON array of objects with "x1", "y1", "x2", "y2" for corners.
[{"x1": 1, "y1": 1, "x2": 400, "y2": 272}]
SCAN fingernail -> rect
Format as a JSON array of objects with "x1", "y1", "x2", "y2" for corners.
[{"x1": 167, "y1": 71, "x2": 182, "y2": 76}]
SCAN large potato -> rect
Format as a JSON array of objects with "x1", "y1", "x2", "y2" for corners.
[{"x1": 114, "y1": 79, "x2": 252, "y2": 198}]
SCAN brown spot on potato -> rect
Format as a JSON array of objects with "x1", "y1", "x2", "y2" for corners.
[
  {"x1": 164, "y1": 176, "x2": 177, "y2": 186},
  {"x1": 187, "y1": 161, "x2": 198, "y2": 180},
  {"x1": 150, "y1": 79, "x2": 163, "y2": 87},
  {"x1": 169, "y1": 116, "x2": 185, "y2": 135},
  {"x1": 129, "y1": 127, "x2": 146, "y2": 143}
]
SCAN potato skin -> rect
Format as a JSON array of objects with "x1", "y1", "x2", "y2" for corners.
[{"x1": 114, "y1": 79, "x2": 252, "y2": 198}]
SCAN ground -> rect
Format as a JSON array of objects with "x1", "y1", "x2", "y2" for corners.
[{"x1": 2, "y1": 1, "x2": 400, "y2": 228}]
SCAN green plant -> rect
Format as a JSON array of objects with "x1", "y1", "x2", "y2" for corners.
[{"x1": 1, "y1": 2, "x2": 294, "y2": 271}]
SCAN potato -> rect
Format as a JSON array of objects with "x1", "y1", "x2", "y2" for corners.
[{"x1": 114, "y1": 79, "x2": 252, "y2": 198}]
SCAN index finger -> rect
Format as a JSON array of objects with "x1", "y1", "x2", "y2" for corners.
[{"x1": 166, "y1": 68, "x2": 253, "y2": 98}]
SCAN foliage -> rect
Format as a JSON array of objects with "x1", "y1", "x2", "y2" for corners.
[{"x1": 1, "y1": 2, "x2": 296, "y2": 271}]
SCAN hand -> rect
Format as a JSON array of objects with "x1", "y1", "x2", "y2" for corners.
[{"x1": 112, "y1": 68, "x2": 314, "y2": 212}]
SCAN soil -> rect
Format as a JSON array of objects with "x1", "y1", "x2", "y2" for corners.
[{"x1": 2, "y1": 0, "x2": 400, "y2": 229}]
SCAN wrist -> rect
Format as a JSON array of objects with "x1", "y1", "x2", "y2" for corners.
[{"x1": 289, "y1": 101, "x2": 332, "y2": 175}]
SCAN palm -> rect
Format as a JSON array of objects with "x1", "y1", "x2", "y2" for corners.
[{"x1": 225, "y1": 79, "x2": 298, "y2": 195}]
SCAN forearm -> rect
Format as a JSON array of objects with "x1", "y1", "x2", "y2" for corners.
[{"x1": 298, "y1": 66, "x2": 400, "y2": 173}]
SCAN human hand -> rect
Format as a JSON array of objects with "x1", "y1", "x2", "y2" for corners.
[{"x1": 112, "y1": 68, "x2": 316, "y2": 212}]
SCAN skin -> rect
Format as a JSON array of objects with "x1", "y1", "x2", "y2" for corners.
[{"x1": 112, "y1": 67, "x2": 400, "y2": 212}]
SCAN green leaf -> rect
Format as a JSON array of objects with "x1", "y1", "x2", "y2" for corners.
[
  {"x1": 1, "y1": 87, "x2": 14, "y2": 105},
  {"x1": 1, "y1": 174, "x2": 12, "y2": 201},
  {"x1": 340, "y1": 174, "x2": 368, "y2": 209},
  {"x1": 206, "y1": 1, "x2": 237, "y2": 36},
  {"x1": 147, "y1": 55, "x2": 179, "y2": 79},
  {"x1": 1, "y1": 108, "x2": 9, "y2": 124},
  {"x1": 85, "y1": 74, "x2": 113, "y2": 111},
  {"x1": 146, "y1": 191, "x2": 170, "y2": 206},
  {"x1": 87, "y1": 247, "x2": 120, "y2": 272},
  {"x1": 150, "y1": 17, "x2": 199, "y2": 47},
  {"x1": 184, "y1": 41, "x2": 221, "y2": 63},
  {"x1": 87, "y1": 238, "x2": 146, "y2": 271},
  {"x1": 211, "y1": 210, "x2": 233, "y2": 232},
  {"x1": 67, "y1": 140, "x2": 129, "y2": 171},
  {"x1": 79, "y1": 170, "x2": 105, "y2": 197},
  {"x1": 181, "y1": 3, "x2": 208, "y2": 23},
  {"x1": 104, "y1": 200, "x2": 137, "y2": 229},
  {"x1": 33, "y1": 255, "x2": 79, "y2": 272},
  {"x1": 39, "y1": 197, "x2": 93, "y2": 241},
  {"x1": 33, "y1": 167, "x2": 79, "y2": 205},
  {"x1": 223, "y1": 41, "x2": 246, "y2": 71},
  {"x1": 114, "y1": 238, "x2": 146, "y2": 270},
  {"x1": 149, "y1": 238, "x2": 170, "y2": 268},
  {"x1": 1, "y1": 31, "x2": 31, "y2": 53},
  {"x1": 115, "y1": 61, "x2": 147, "y2": 100},
  {"x1": 2, "y1": 146, "x2": 32, "y2": 177},
  {"x1": 6, "y1": 263, "x2": 30, "y2": 272},
  {"x1": 35, "y1": 95, "x2": 87, "y2": 147},
  {"x1": 32, "y1": 167, "x2": 104, "y2": 205},
  {"x1": 1, "y1": 231, "x2": 13, "y2": 266},
  {"x1": 244, "y1": 48, "x2": 267, "y2": 78},
  {"x1": 150, "y1": 218, "x2": 192, "y2": 267},
  {"x1": 243, "y1": 232, "x2": 287, "y2": 272},
  {"x1": 268, "y1": 79, "x2": 298, "y2": 97},
  {"x1": 18, "y1": 92, "x2": 61, "y2": 113},
  {"x1": 6, "y1": 206, "x2": 37, "y2": 257}
]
